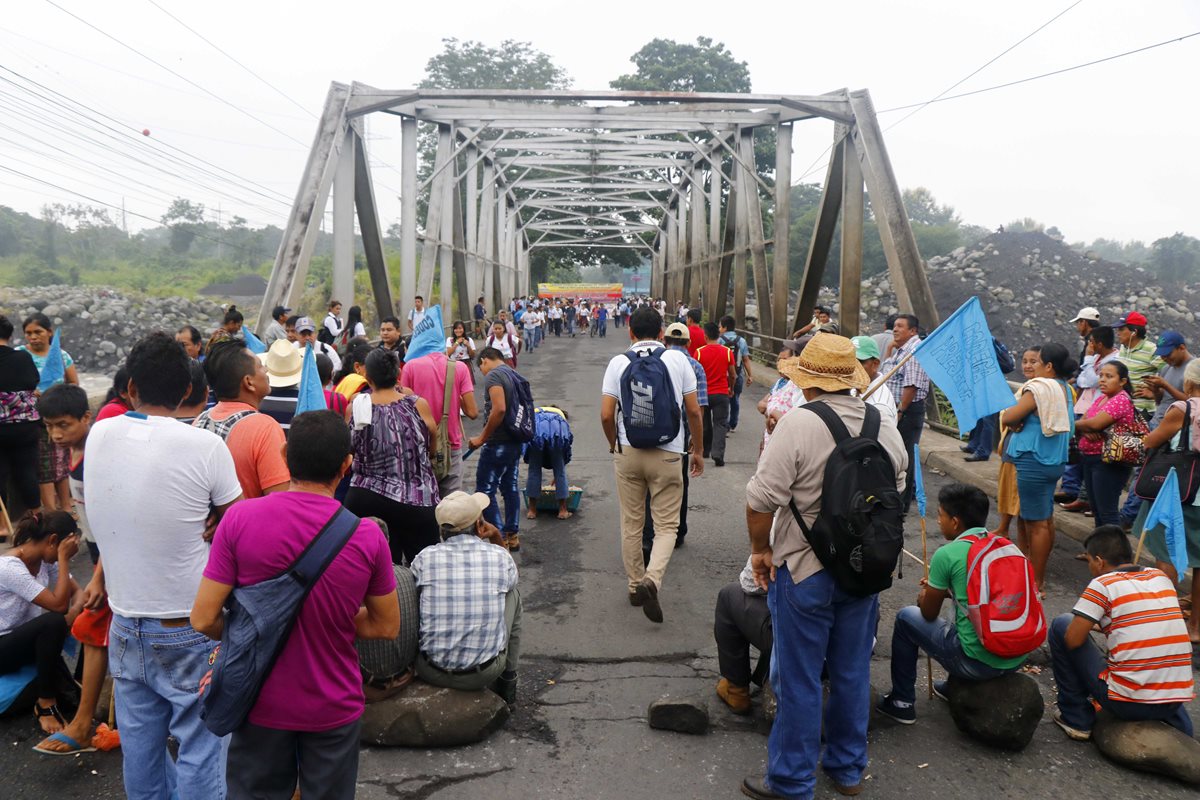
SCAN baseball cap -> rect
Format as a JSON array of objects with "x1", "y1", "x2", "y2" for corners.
[
  {"x1": 271, "y1": 304, "x2": 291, "y2": 320},
  {"x1": 1069, "y1": 307, "x2": 1100, "y2": 324},
  {"x1": 435, "y1": 491, "x2": 491, "y2": 532},
  {"x1": 1110, "y1": 310, "x2": 1148, "y2": 328},
  {"x1": 295, "y1": 316, "x2": 316, "y2": 333},
  {"x1": 1154, "y1": 330, "x2": 1185, "y2": 357},
  {"x1": 850, "y1": 335, "x2": 881, "y2": 361},
  {"x1": 664, "y1": 322, "x2": 689, "y2": 340}
]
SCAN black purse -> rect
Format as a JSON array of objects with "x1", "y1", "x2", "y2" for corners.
[{"x1": 1134, "y1": 399, "x2": 1200, "y2": 503}]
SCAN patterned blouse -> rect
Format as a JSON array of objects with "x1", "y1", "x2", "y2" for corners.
[
  {"x1": 350, "y1": 396, "x2": 440, "y2": 507},
  {"x1": 1080, "y1": 390, "x2": 1135, "y2": 456}
]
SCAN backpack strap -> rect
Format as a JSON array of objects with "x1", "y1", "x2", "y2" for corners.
[
  {"x1": 442, "y1": 357, "x2": 456, "y2": 421},
  {"x1": 289, "y1": 506, "x2": 360, "y2": 587},
  {"x1": 798, "y1": 400, "x2": 854, "y2": 444}
]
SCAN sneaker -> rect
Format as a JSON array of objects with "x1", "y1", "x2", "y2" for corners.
[
  {"x1": 637, "y1": 577, "x2": 663, "y2": 623},
  {"x1": 932, "y1": 680, "x2": 949, "y2": 702},
  {"x1": 1052, "y1": 709, "x2": 1091, "y2": 741},
  {"x1": 876, "y1": 694, "x2": 916, "y2": 725},
  {"x1": 716, "y1": 678, "x2": 752, "y2": 715},
  {"x1": 505, "y1": 534, "x2": 521, "y2": 552}
]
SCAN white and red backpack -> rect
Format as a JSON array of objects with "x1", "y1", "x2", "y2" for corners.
[{"x1": 958, "y1": 533, "x2": 1046, "y2": 658}]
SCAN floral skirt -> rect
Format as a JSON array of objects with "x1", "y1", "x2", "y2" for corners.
[{"x1": 36, "y1": 425, "x2": 70, "y2": 484}]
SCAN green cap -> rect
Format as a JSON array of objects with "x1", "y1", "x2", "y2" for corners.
[{"x1": 850, "y1": 335, "x2": 880, "y2": 361}]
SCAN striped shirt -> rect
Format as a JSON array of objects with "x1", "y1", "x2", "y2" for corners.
[
  {"x1": 260, "y1": 387, "x2": 299, "y2": 434},
  {"x1": 1118, "y1": 339, "x2": 1163, "y2": 414},
  {"x1": 881, "y1": 335, "x2": 929, "y2": 404},
  {"x1": 1072, "y1": 567, "x2": 1194, "y2": 704}
]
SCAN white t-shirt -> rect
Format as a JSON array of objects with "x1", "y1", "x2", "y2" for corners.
[
  {"x1": 523, "y1": 311, "x2": 540, "y2": 330},
  {"x1": 294, "y1": 340, "x2": 342, "y2": 373},
  {"x1": 445, "y1": 336, "x2": 476, "y2": 362},
  {"x1": 84, "y1": 413, "x2": 242, "y2": 618},
  {"x1": 548, "y1": 307, "x2": 562, "y2": 320},
  {"x1": 409, "y1": 307, "x2": 427, "y2": 329},
  {"x1": 861, "y1": 380, "x2": 898, "y2": 424},
  {"x1": 0, "y1": 557, "x2": 58, "y2": 637},
  {"x1": 486, "y1": 334, "x2": 517, "y2": 360},
  {"x1": 601, "y1": 340, "x2": 697, "y2": 454},
  {"x1": 350, "y1": 321, "x2": 366, "y2": 338}
]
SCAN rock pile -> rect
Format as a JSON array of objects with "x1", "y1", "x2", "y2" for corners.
[{"x1": 0, "y1": 285, "x2": 229, "y2": 374}]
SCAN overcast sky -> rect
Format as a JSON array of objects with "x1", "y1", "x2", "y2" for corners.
[{"x1": 2, "y1": 0, "x2": 1197, "y2": 245}]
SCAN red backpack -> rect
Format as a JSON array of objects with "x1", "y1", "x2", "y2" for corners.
[{"x1": 960, "y1": 533, "x2": 1046, "y2": 658}]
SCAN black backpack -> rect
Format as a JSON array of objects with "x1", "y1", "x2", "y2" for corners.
[
  {"x1": 496, "y1": 365, "x2": 536, "y2": 442},
  {"x1": 787, "y1": 401, "x2": 904, "y2": 597}
]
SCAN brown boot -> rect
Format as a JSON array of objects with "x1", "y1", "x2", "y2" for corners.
[{"x1": 717, "y1": 678, "x2": 752, "y2": 715}]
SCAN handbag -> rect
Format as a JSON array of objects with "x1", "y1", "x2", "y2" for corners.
[
  {"x1": 1100, "y1": 402, "x2": 1149, "y2": 466},
  {"x1": 1135, "y1": 398, "x2": 1200, "y2": 502},
  {"x1": 431, "y1": 357, "x2": 456, "y2": 480}
]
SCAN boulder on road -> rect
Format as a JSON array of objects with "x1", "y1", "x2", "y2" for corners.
[
  {"x1": 944, "y1": 672, "x2": 1044, "y2": 751},
  {"x1": 359, "y1": 680, "x2": 509, "y2": 747},
  {"x1": 1092, "y1": 710, "x2": 1200, "y2": 785}
]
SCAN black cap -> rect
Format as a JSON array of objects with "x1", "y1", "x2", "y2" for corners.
[{"x1": 272, "y1": 305, "x2": 291, "y2": 320}]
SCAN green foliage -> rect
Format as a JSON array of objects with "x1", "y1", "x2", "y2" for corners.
[
  {"x1": 611, "y1": 37, "x2": 750, "y2": 93},
  {"x1": 902, "y1": 187, "x2": 959, "y2": 227},
  {"x1": 1149, "y1": 233, "x2": 1200, "y2": 283},
  {"x1": 1076, "y1": 237, "x2": 1151, "y2": 266},
  {"x1": 420, "y1": 38, "x2": 573, "y2": 91},
  {"x1": 1005, "y1": 217, "x2": 1045, "y2": 234},
  {"x1": 161, "y1": 197, "x2": 206, "y2": 254}
]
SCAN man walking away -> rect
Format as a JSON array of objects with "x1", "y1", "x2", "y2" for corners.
[
  {"x1": 402, "y1": 348, "x2": 479, "y2": 497},
  {"x1": 719, "y1": 316, "x2": 753, "y2": 432},
  {"x1": 696, "y1": 322, "x2": 736, "y2": 467},
  {"x1": 879, "y1": 314, "x2": 929, "y2": 514},
  {"x1": 85, "y1": 333, "x2": 243, "y2": 800},
  {"x1": 469, "y1": 348, "x2": 528, "y2": 552},
  {"x1": 600, "y1": 307, "x2": 704, "y2": 623},
  {"x1": 191, "y1": 411, "x2": 399, "y2": 800}
]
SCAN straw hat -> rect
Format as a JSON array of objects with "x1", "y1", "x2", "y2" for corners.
[
  {"x1": 780, "y1": 332, "x2": 870, "y2": 393},
  {"x1": 259, "y1": 339, "x2": 303, "y2": 387}
]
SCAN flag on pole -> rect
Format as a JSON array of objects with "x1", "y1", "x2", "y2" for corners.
[
  {"x1": 242, "y1": 325, "x2": 267, "y2": 354},
  {"x1": 404, "y1": 304, "x2": 445, "y2": 362},
  {"x1": 913, "y1": 296, "x2": 1017, "y2": 434},
  {"x1": 913, "y1": 444, "x2": 927, "y2": 518},
  {"x1": 294, "y1": 343, "x2": 326, "y2": 415},
  {"x1": 37, "y1": 329, "x2": 65, "y2": 391},
  {"x1": 1143, "y1": 467, "x2": 1190, "y2": 579}
]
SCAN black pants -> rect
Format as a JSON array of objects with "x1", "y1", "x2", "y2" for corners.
[
  {"x1": 227, "y1": 719, "x2": 362, "y2": 800},
  {"x1": 552, "y1": 318, "x2": 562, "y2": 336},
  {"x1": 643, "y1": 451, "x2": 689, "y2": 559},
  {"x1": 896, "y1": 400, "x2": 925, "y2": 513},
  {"x1": 0, "y1": 612, "x2": 68, "y2": 698},
  {"x1": 0, "y1": 421, "x2": 41, "y2": 512},
  {"x1": 703, "y1": 394, "x2": 730, "y2": 461},
  {"x1": 714, "y1": 582, "x2": 772, "y2": 687},
  {"x1": 344, "y1": 487, "x2": 439, "y2": 566}
]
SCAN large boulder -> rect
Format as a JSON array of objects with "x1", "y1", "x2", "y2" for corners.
[
  {"x1": 944, "y1": 672, "x2": 1044, "y2": 751},
  {"x1": 359, "y1": 681, "x2": 509, "y2": 747},
  {"x1": 648, "y1": 695, "x2": 710, "y2": 735},
  {"x1": 1092, "y1": 710, "x2": 1200, "y2": 785}
]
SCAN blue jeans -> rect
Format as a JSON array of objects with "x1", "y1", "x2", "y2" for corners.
[
  {"x1": 109, "y1": 615, "x2": 227, "y2": 800},
  {"x1": 1048, "y1": 614, "x2": 1193, "y2": 735},
  {"x1": 526, "y1": 446, "x2": 569, "y2": 501},
  {"x1": 966, "y1": 413, "x2": 996, "y2": 459},
  {"x1": 888, "y1": 606, "x2": 1008, "y2": 705},
  {"x1": 476, "y1": 441, "x2": 522, "y2": 535},
  {"x1": 598, "y1": 319, "x2": 607, "y2": 337},
  {"x1": 565, "y1": 317, "x2": 574, "y2": 335},
  {"x1": 766, "y1": 566, "x2": 877, "y2": 799},
  {"x1": 1079, "y1": 454, "x2": 1133, "y2": 527},
  {"x1": 1120, "y1": 466, "x2": 1143, "y2": 522},
  {"x1": 729, "y1": 374, "x2": 745, "y2": 430}
]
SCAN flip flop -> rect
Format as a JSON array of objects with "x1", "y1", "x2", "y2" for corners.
[{"x1": 33, "y1": 731, "x2": 97, "y2": 755}]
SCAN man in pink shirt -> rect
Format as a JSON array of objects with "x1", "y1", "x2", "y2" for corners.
[{"x1": 401, "y1": 350, "x2": 479, "y2": 495}]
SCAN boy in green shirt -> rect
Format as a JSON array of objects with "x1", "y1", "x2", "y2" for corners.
[{"x1": 878, "y1": 483, "x2": 1028, "y2": 723}]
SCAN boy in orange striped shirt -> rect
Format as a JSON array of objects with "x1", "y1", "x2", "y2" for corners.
[{"x1": 1049, "y1": 525, "x2": 1194, "y2": 740}]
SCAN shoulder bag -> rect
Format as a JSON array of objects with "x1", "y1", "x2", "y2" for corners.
[{"x1": 1135, "y1": 398, "x2": 1200, "y2": 502}]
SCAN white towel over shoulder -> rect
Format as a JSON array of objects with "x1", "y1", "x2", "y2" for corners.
[{"x1": 1020, "y1": 377, "x2": 1072, "y2": 436}]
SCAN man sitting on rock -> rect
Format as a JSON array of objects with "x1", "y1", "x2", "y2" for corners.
[
  {"x1": 878, "y1": 484, "x2": 1030, "y2": 724},
  {"x1": 411, "y1": 491, "x2": 522, "y2": 705},
  {"x1": 713, "y1": 555, "x2": 771, "y2": 716},
  {"x1": 1048, "y1": 525, "x2": 1194, "y2": 741}
]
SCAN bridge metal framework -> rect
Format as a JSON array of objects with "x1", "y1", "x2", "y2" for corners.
[{"x1": 257, "y1": 85, "x2": 939, "y2": 340}]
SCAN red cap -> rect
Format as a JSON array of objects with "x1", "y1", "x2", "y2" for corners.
[{"x1": 1113, "y1": 311, "x2": 1148, "y2": 328}]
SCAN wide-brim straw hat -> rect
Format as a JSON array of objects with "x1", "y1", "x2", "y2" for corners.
[
  {"x1": 259, "y1": 339, "x2": 303, "y2": 387},
  {"x1": 780, "y1": 332, "x2": 870, "y2": 393}
]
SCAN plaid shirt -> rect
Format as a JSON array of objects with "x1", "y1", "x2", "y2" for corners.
[
  {"x1": 410, "y1": 534, "x2": 518, "y2": 670},
  {"x1": 881, "y1": 335, "x2": 930, "y2": 404},
  {"x1": 669, "y1": 344, "x2": 708, "y2": 407}
]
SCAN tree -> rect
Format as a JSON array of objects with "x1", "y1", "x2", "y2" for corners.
[
  {"x1": 611, "y1": 37, "x2": 750, "y2": 93},
  {"x1": 1150, "y1": 233, "x2": 1200, "y2": 283},
  {"x1": 161, "y1": 198, "x2": 206, "y2": 254},
  {"x1": 902, "y1": 187, "x2": 959, "y2": 227},
  {"x1": 421, "y1": 38, "x2": 572, "y2": 92}
]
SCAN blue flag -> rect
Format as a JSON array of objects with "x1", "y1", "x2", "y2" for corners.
[
  {"x1": 1143, "y1": 467, "x2": 1190, "y2": 579},
  {"x1": 405, "y1": 304, "x2": 444, "y2": 362},
  {"x1": 294, "y1": 343, "x2": 326, "y2": 415},
  {"x1": 913, "y1": 296, "x2": 1017, "y2": 435},
  {"x1": 242, "y1": 325, "x2": 267, "y2": 354},
  {"x1": 37, "y1": 329, "x2": 65, "y2": 391},
  {"x1": 913, "y1": 444, "x2": 927, "y2": 518}
]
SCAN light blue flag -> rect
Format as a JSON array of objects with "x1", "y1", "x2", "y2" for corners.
[
  {"x1": 37, "y1": 329, "x2": 65, "y2": 391},
  {"x1": 1143, "y1": 467, "x2": 1190, "y2": 578},
  {"x1": 913, "y1": 444, "x2": 927, "y2": 518},
  {"x1": 912, "y1": 296, "x2": 1017, "y2": 435},
  {"x1": 405, "y1": 304, "x2": 444, "y2": 362},
  {"x1": 242, "y1": 325, "x2": 267, "y2": 354},
  {"x1": 294, "y1": 343, "x2": 326, "y2": 415}
]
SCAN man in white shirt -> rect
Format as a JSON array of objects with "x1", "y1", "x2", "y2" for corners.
[
  {"x1": 851, "y1": 336, "x2": 898, "y2": 424},
  {"x1": 408, "y1": 295, "x2": 427, "y2": 333},
  {"x1": 548, "y1": 303, "x2": 563, "y2": 337},
  {"x1": 522, "y1": 308, "x2": 540, "y2": 351},
  {"x1": 600, "y1": 307, "x2": 704, "y2": 624},
  {"x1": 85, "y1": 332, "x2": 243, "y2": 800}
]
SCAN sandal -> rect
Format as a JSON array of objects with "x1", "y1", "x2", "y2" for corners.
[
  {"x1": 34, "y1": 703, "x2": 65, "y2": 733},
  {"x1": 33, "y1": 731, "x2": 97, "y2": 755}
]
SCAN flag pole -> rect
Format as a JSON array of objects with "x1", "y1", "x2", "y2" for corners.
[
  {"x1": 862, "y1": 348, "x2": 916, "y2": 400},
  {"x1": 919, "y1": 513, "x2": 934, "y2": 700}
]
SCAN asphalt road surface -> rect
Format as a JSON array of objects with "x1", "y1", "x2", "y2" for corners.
[{"x1": 2, "y1": 322, "x2": 1196, "y2": 798}]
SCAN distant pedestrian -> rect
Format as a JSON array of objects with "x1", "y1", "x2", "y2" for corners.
[
  {"x1": 322, "y1": 300, "x2": 344, "y2": 344},
  {"x1": 695, "y1": 322, "x2": 735, "y2": 467}
]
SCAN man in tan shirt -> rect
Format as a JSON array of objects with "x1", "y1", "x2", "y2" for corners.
[{"x1": 741, "y1": 333, "x2": 907, "y2": 800}]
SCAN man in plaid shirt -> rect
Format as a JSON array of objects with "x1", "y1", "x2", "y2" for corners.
[
  {"x1": 879, "y1": 314, "x2": 929, "y2": 514},
  {"x1": 411, "y1": 491, "x2": 521, "y2": 704}
]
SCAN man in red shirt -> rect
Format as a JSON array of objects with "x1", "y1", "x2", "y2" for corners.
[
  {"x1": 695, "y1": 322, "x2": 736, "y2": 466},
  {"x1": 686, "y1": 308, "x2": 706, "y2": 358}
]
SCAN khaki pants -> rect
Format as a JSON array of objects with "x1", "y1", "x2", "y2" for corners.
[{"x1": 613, "y1": 447, "x2": 685, "y2": 592}]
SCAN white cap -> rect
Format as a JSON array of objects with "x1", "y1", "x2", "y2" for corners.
[
  {"x1": 435, "y1": 491, "x2": 491, "y2": 532},
  {"x1": 1070, "y1": 307, "x2": 1101, "y2": 323}
]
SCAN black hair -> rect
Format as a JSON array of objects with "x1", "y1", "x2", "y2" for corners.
[
  {"x1": 286, "y1": 315, "x2": 301, "y2": 328},
  {"x1": 937, "y1": 483, "x2": 989, "y2": 530},
  {"x1": 272, "y1": 305, "x2": 289, "y2": 321},
  {"x1": 1037, "y1": 342, "x2": 1078, "y2": 379},
  {"x1": 13, "y1": 510, "x2": 77, "y2": 547},
  {"x1": 204, "y1": 340, "x2": 256, "y2": 401},
  {"x1": 178, "y1": 324, "x2": 202, "y2": 346},
  {"x1": 895, "y1": 313, "x2": 919, "y2": 331},
  {"x1": 477, "y1": 346, "x2": 505, "y2": 366},
  {"x1": 381, "y1": 316, "x2": 400, "y2": 328},
  {"x1": 0, "y1": 314, "x2": 13, "y2": 340},
  {"x1": 1089, "y1": 325, "x2": 1115, "y2": 350},
  {"x1": 346, "y1": 305, "x2": 363, "y2": 333},
  {"x1": 126, "y1": 332, "x2": 191, "y2": 408},
  {"x1": 328, "y1": 299, "x2": 342, "y2": 310},
  {"x1": 1084, "y1": 524, "x2": 1133, "y2": 566},
  {"x1": 223, "y1": 305, "x2": 244, "y2": 326},
  {"x1": 364, "y1": 347, "x2": 398, "y2": 388},
  {"x1": 686, "y1": 308, "x2": 702, "y2": 324},
  {"x1": 22, "y1": 312, "x2": 53, "y2": 333},
  {"x1": 414, "y1": 295, "x2": 424, "y2": 302},
  {"x1": 630, "y1": 307, "x2": 663, "y2": 340},
  {"x1": 286, "y1": 411, "x2": 350, "y2": 483},
  {"x1": 719, "y1": 315, "x2": 737, "y2": 332},
  {"x1": 1099, "y1": 359, "x2": 1134, "y2": 398},
  {"x1": 103, "y1": 365, "x2": 130, "y2": 405},
  {"x1": 182, "y1": 359, "x2": 209, "y2": 408},
  {"x1": 315, "y1": 352, "x2": 334, "y2": 386},
  {"x1": 1124, "y1": 324, "x2": 1147, "y2": 340},
  {"x1": 37, "y1": 383, "x2": 89, "y2": 420},
  {"x1": 885, "y1": 314, "x2": 898, "y2": 330},
  {"x1": 451, "y1": 320, "x2": 467, "y2": 336},
  {"x1": 335, "y1": 341, "x2": 373, "y2": 384},
  {"x1": 703, "y1": 321, "x2": 720, "y2": 339}
]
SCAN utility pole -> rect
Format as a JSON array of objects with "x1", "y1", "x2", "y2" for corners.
[{"x1": 216, "y1": 203, "x2": 223, "y2": 260}]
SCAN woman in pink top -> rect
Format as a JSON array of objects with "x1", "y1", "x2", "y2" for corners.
[{"x1": 1074, "y1": 361, "x2": 1137, "y2": 526}]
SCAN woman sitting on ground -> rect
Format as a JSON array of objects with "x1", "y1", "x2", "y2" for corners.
[
  {"x1": 1073, "y1": 362, "x2": 1137, "y2": 527},
  {"x1": 0, "y1": 511, "x2": 80, "y2": 735}
]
